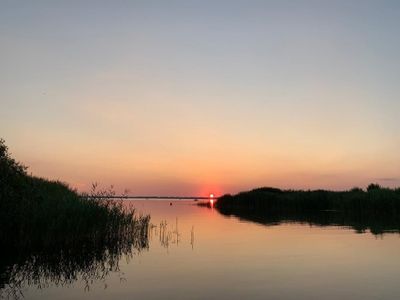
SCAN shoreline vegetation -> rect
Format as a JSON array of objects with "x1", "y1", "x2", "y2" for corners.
[
  {"x1": 0, "y1": 139, "x2": 150, "y2": 298},
  {"x1": 200, "y1": 186, "x2": 400, "y2": 235}
]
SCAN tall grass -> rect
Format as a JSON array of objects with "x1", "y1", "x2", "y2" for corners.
[{"x1": 0, "y1": 139, "x2": 150, "y2": 298}]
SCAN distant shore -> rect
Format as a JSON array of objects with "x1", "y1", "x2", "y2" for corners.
[{"x1": 200, "y1": 186, "x2": 400, "y2": 235}]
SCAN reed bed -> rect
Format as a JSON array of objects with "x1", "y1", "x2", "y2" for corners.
[{"x1": 0, "y1": 139, "x2": 150, "y2": 298}]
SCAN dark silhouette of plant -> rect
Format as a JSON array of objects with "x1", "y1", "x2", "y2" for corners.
[
  {"x1": 367, "y1": 183, "x2": 381, "y2": 192},
  {"x1": 0, "y1": 139, "x2": 150, "y2": 299},
  {"x1": 200, "y1": 184, "x2": 400, "y2": 235},
  {"x1": 0, "y1": 138, "x2": 26, "y2": 175},
  {"x1": 350, "y1": 187, "x2": 364, "y2": 193}
]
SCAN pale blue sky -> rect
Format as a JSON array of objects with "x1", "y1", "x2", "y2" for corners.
[{"x1": 1, "y1": 1, "x2": 399, "y2": 194}]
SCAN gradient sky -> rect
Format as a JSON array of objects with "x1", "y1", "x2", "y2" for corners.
[{"x1": 1, "y1": 1, "x2": 400, "y2": 195}]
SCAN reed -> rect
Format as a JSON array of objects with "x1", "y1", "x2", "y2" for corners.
[{"x1": 0, "y1": 139, "x2": 150, "y2": 298}]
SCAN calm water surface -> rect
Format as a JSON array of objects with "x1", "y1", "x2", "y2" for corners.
[{"x1": 6, "y1": 200, "x2": 400, "y2": 299}]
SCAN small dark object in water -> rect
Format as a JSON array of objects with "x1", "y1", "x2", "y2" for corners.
[{"x1": 170, "y1": 202, "x2": 172, "y2": 206}]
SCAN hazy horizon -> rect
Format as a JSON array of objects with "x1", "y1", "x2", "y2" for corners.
[{"x1": 1, "y1": 1, "x2": 400, "y2": 196}]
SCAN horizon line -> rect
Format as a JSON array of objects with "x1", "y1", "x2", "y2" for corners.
[{"x1": 84, "y1": 195, "x2": 218, "y2": 200}]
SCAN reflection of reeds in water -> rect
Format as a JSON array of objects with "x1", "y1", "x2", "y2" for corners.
[
  {"x1": 0, "y1": 140, "x2": 151, "y2": 299},
  {"x1": 0, "y1": 214, "x2": 150, "y2": 300},
  {"x1": 0, "y1": 186, "x2": 150, "y2": 300},
  {"x1": 191, "y1": 226, "x2": 195, "y2": 250},
  {"x1": 159, "y1": 220, "x2": 173, "y2": 248},
  {"x1": 149, "y1": 218, "x2": 195, "y2": 250}
]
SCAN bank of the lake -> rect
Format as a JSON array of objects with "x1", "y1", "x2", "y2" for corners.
[
  {"x1": 205, "y1": 186, "x2": 400, "y2": 235},
  {"x1": 0, "y1": 139, "x2": 150, "y2": 298}
]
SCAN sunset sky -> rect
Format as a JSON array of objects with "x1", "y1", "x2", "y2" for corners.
[{"x1": 1, "y1": 1, "x2": 399, "y2": 195}]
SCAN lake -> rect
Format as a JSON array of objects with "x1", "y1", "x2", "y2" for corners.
[{"x1": 2, "y1": 200, "x2": 400, "y2": 299}]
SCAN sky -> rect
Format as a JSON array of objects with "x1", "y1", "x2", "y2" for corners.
[{"x1": 1, "y1": 0, "x2": 400, "y2": 196}]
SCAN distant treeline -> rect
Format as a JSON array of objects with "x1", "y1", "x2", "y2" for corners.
[
  {"x1": 0, "y1": 139, "x2": 150, "y2": 297},
  {"x1": 205, "y1": 186, "x2": 400, "y2": 235}
]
